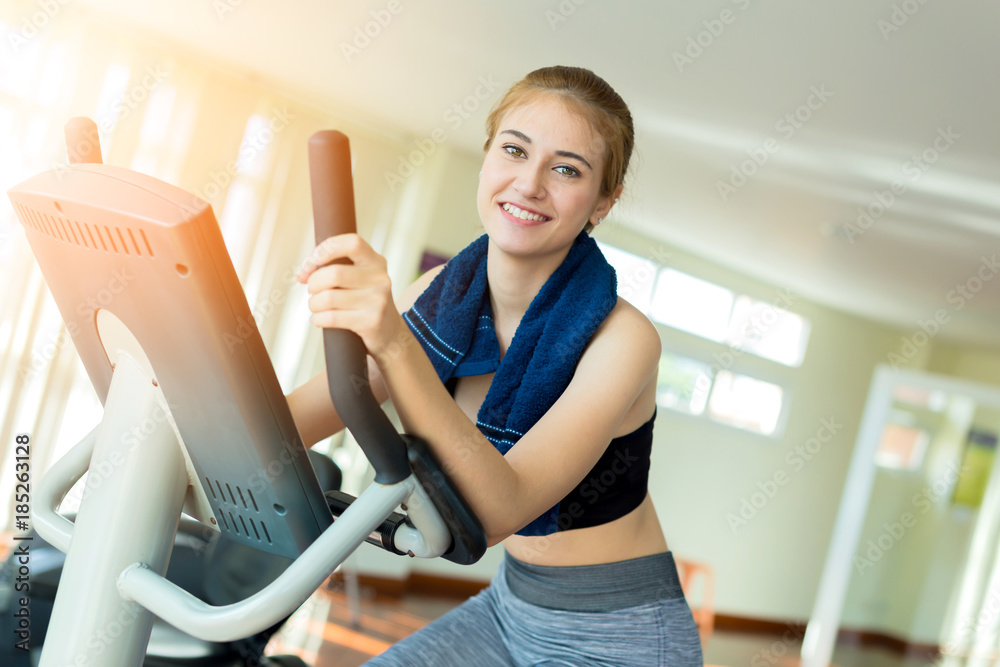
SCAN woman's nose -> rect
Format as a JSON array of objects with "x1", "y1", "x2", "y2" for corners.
[{"x1": 513, "y1": 164, "x2": 546, "y2": 199}]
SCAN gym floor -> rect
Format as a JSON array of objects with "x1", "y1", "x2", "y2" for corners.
[{"x1": 263, "y1": 582, "x2": 934, "y2": 667}]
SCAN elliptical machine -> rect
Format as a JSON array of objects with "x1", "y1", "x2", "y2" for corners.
[{"x1": 5, "y1": 119, "x2": 486, "y2": 666}]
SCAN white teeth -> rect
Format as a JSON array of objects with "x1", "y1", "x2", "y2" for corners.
[{"x1": 502, "y1": 203, "x2": 549, "y2": 222}]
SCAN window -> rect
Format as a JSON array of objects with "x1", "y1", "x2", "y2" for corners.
[
  {"x1": 725, "y1": 296, "x2": 810, "y2": 367},
  {"x1": 650, "y1": 269, "x2": 733, "y2": 343},
  {"x1": 657, "y1": 352, "x2": 713, "y2": 415},
  {"x1": 875, "y1": 422, "x2": 930, "y2": 470},
  {"x1": 598, "y1": 243, "x2": 810, "y2": 368},
  {"x1": 708, "y1": 371, "x2": 784, "y2": 436},
  {"x1": 598, "y1": 241, "x2": 806, "y2": 436},
  {"x1": 599, "y1": 243, "x2": 656, "y2": 313}
]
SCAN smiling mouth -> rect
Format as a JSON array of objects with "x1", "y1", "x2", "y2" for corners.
[{"x1": 501, "y1": 202, "x2": 551, "y2": 222}]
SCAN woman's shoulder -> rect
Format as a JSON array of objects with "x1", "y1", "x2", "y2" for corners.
[
  {"x1": 593, "y1": 297, "x2": 661, "y2": 356},
  {"x1": 574, "y1": 296, "x2": 660, "y2": 390}
]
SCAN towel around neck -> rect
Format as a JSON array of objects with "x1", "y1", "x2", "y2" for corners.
[{"x1": 403, "y1": 229, "x2": 618, "y2": 536}]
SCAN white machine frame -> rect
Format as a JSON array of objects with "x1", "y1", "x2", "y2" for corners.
[{"x1": 32, "y1": 347, "x2": 449, "y2": 664}]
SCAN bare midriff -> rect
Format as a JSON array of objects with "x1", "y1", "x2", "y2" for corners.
[{"x1": 451, "y1": 370, "x2": 669, "y2": 567}]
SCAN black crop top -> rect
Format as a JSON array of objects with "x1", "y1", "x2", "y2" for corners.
[{"x1": 445, "y1": 377, "x2": 655, "y2": 532}]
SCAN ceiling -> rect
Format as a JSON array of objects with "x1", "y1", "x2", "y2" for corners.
[{"x1": 72, "y1": 0, "x2": 1000, "y2": 349}]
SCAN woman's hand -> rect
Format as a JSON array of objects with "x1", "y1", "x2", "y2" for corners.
[{"x1": 295, "y1": 233, "x2": 405, "y2": 359}]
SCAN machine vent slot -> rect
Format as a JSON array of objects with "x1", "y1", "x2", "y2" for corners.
[
  {"x1": 248, "y1": 517, "x2": 262, "y2": 541},
  {"x1": 14, "y1": 203, "x2": 156, "y2": 257},
  {"x1": 247, "y1": 488, "x2": 259, "y2": 512},
  {"x1": 211, "y1": 479, "x2": 256, "y2": 511},
  {"x1": 209, "y1": 478, "x2": 271, "y2": 543}
]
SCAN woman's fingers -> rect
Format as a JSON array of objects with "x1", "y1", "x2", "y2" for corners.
[
  {"x1": 295, "y1": 233, "x2": 384, "y2": 283},
  {"x1": 295, "y1": 233, "x2": 402, "y2": 355},
  {"x1": 306, "y1": 282, "x2": 399, "y2": 354},
  {"x1": 306, "y1": 280, "x2": 392, "y2": 315},
  {"x1": 304, "y1": 262, "x2": 391, "y2": 297}
]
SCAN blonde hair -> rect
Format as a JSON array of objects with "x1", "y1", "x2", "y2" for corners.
[{"x1": 483, "y1": 66, "x2": 634, "y2": 232}]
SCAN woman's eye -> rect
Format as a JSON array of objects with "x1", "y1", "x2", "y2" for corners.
[
  {"x1": 503, "y1": 144, "x2": 525, "y2": 158},
  {"x1": 555, "y1": 165, "x2": 580, "y2": 177}
]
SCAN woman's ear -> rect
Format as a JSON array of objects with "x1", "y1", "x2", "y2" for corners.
[{"x1": 592, "y1": 184, "x2": 624, "y2": 225}]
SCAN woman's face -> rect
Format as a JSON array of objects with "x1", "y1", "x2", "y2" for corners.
[{"x1": 477, "y1": 95, "x2": 614, "y2": 259}]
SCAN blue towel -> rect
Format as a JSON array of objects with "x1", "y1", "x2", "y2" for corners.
[{"x1": 403, "y1": 230, "x2": 618, "y2": 536}]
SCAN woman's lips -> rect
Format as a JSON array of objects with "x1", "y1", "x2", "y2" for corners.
[{"x1": 499, "y1": 203, "x2": 550, "y2": 226}]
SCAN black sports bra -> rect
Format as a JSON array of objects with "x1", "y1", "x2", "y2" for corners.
[
  {"x1": 557, "y1": 407, "x2": 656, "y2": 531},
  {"x1": 445, "y1": 377, "x2": 655, "y2": 532}
]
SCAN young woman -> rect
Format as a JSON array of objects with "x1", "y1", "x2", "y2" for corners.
[{"x1": 289, "y1": 66, "x2": 703, "y2": 666}]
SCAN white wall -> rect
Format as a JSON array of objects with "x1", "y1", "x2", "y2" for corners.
[
  {"x1": 598, "y1": 224, "x2": 907, "y2": 621},
  {"x1": 286, "y1": 133, "x2": 1000, "y2": 639}
]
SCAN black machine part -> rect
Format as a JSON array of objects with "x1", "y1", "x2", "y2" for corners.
[{"x1": 324, "y1": 434, "x2": 488, "y2": 565}]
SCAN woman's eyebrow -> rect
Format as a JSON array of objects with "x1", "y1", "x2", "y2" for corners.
[{"x1": 499, "y1": 129, "x2": 593, "y2": 171}]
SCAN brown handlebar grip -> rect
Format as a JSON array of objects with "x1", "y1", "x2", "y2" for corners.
[
  {"x1": 306, "y1": 129, "x2": 412, "y2": 485},
  {"x1": 308, "y1": 130, "x2": 356, "y2": 249},
  {"x1": 65, "y1": 117, "x2": 103, "y2": 165}
]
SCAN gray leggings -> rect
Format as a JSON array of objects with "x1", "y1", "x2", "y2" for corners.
[{"x1": 363, "y1": 551, "x2": 704, "y2": 666}]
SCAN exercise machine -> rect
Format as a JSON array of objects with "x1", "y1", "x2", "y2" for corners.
[{"x1": 5, "y1": 117, "x2": 486, "y2": 665}]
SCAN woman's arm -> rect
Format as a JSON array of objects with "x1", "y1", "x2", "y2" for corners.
[
  {"x1": 285, "y1": 260, "x2": 445, "y2": 447},
  {"x1": 294, "y1": 233, "x2": 660, "y2": 545},
  {"x1": 379, "y1": 299, "x2": 661, "y2": 545}
]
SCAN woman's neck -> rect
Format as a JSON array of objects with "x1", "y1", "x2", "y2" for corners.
[{"x1": 485, "y1": 240, "x2": 572, "y2": 333}]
